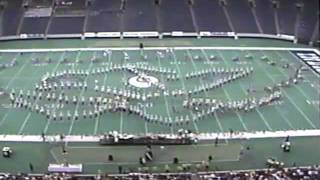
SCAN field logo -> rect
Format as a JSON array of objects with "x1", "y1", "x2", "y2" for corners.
[{"x1": 291, "y1": 50, "x2": 320, "y2": 74}]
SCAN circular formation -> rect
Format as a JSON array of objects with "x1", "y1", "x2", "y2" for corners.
[{"x1": 129, "y1": 74, "x2": 159, "y2": 88}]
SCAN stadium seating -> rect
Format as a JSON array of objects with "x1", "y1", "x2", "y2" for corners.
[
  {"x1": 226, "y1": 0, "x2": 259, "y2": 33},
  {"x1": 86, "y1": 0, "x2": 122, "y2": 32},
  {"x1": 158, "y1": 0, "x2": 194, "y2": 32},
  {"x1": 20, "y1": 17, "x2": 49, "y2": 34},
  {"x1": 1, "y1": 0, "x2": 23, "y2": 36},
  {"x1": 254, "y1": 0, "x2": 277, "y2": 35},
  {"x1": 49, "y1": 17, "x2": 84, "y2": 34},
  {"x1": 86, "y1": 12, "x2": 121, "y2": 32},
  {"x1": 28, "y1": 0, "x2": 53, "y2": 8},
  {"x1": 0, "y1": 0, "x2": 318, "y2": 45},
  {"x1": 193, "y1": 0, "x2": 230, "y2": 32},
  {"x1": 2, "y1": 9, "x2": 23, "y2": 36},
  {"x1": 122, "y1": 0, "x2": 157, "y2": 31},
  {"x1": 277, "y1": 0, "x2": 298, "y2": 35},
  {"x1": 297, "y1": 0, "x2": 319, "y2": 43}
]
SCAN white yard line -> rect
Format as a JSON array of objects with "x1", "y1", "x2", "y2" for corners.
[
  {"x1": 216, "y1": 50, "x2": 249, "y2": 131},
  {"x1": 218, "y1": 50, "x2": 273, "y2": 131},
  {"x1": 187, "y1": 50, "x2": 225, "y2": 133},
  {"x1": 238, "y1": 83, "x2": 273, "y2": 130},
  {"x1": 5, "y1": 54, "x2": 28, "y2": 90},
  {"x1": 240, "y1": 81, "x2": 294, "y2": 129},
  {"x1": 256, "y1": 51, "x2": 316, "y2": 128},
  {"x1": 93, "y1": 50, "x2": 111, "y2": 135},
  {"x1": 67, "y1": 52, "x2": 95, "y2": 137},
  {"x1": 19, "y1": 52, "x2": 65, "y2": 134},
  {"x1": 144, "y1": 119, "x2": 148, "y2": 135},
  {"x1": 0, "y1": 113, "x2": 9, "y2": 128},
  {"x1": 17, "y1": 114, "x2": 31, "y2": 134},
  {"x1": 74, "y1": 51, "x2": 81, "y2": 70},
  {"x1": 157, "y1": 54, "x2": 174, "y2": 134},
  {"x1": 0, "y1": 53, "x2": 19, "y2": 76},
  {"x1": 242, "y1": 50, "x2": 295, "y2": 129},
  {"x1": 170, "y1": 49, "x2": 199, "y2": 134},
  {"x1": 190, "y1": 51, "x2": 233, "y2": 145},
  {"x1": 119, "y1": 52, "x2": 127, "y2": 134},
  {"x1": 274, "y1": 51, "x2": 320, "y2": 111},
  {"x1": 50, "y1": 149, "x2": 60, "y2": 163},
  {"x1": 119, "y1": 113, "x2": 123, "y2": 134},
  {"x1": 142, "y1": 89, "x2": 148, "y2": 135},
  {"x1": 0, "y1": 53, "x2": 31, "y2": 128},
  {"x1": 43, "y1": 52, "x2": 66, "y2": 134}
]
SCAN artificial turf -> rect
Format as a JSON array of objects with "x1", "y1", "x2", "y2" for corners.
[
  {"x1": 0, "y1": 48, "x2": 319, "y2": 136},
  {"x1": 0, "y1": 38, "x2": 319, "y2": 174}
]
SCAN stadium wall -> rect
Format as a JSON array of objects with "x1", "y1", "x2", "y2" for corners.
[{"x1": 0, "y1": 31, "x2": 296, "y2": 43}]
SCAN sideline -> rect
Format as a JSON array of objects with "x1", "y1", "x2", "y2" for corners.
[{"x1": 0, "y1": 129, "x2": 320, "y2": 142}]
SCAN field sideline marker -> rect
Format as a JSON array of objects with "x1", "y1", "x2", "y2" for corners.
[{"x1": 1, "y1": 129, "x2": 320, "y2": 142}]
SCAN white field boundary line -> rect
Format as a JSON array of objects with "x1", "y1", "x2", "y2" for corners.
[
  {"x1": 0, "y1": 129, "x2": 320, "y2": 142},
  {"x1": 0, "y1": 47, "x2": 318, "y2": 53}
]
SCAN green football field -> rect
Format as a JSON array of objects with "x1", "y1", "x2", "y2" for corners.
[
  {"x1": 0, "y1": 38, "x2": 319, "y2": 174},
  {"x1": 0, "y1": 47, "x2": 319, "y2": 135}
]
